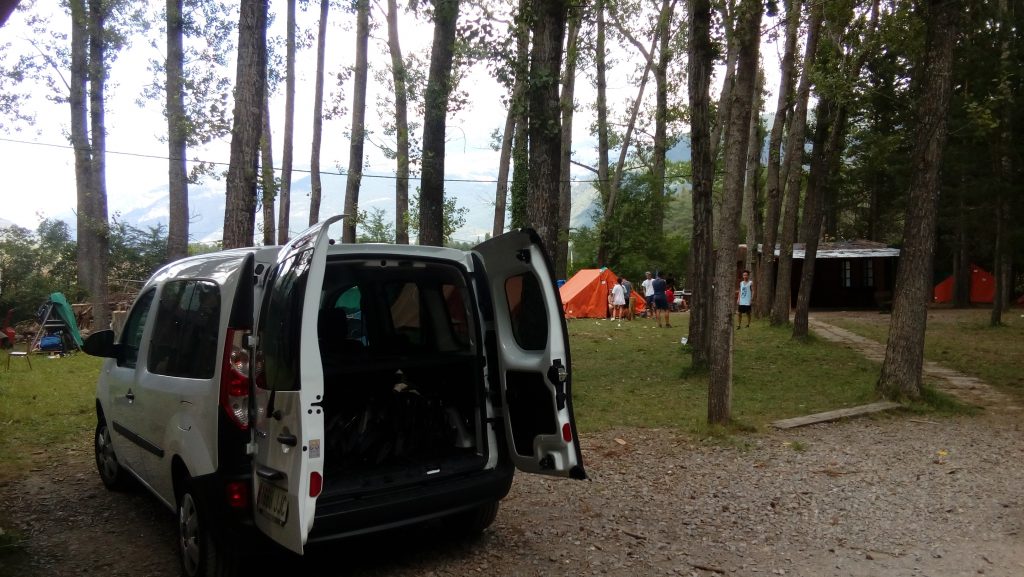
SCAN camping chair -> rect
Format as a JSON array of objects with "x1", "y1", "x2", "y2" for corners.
[{"x1": 6, "y1": 341, "x2": 32, "y2": 371}]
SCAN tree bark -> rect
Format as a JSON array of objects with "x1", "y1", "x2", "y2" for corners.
[
  {"x1": 71, "y1": 0, "x2": 93, "y2": 301},
  {"x1": 166, "y1": 0, "x2": 188, "y2": 261},
  {"x1": 687, "y1": 0, "x2": 714, "y2": 369},
  {"x1": 709, "y1": 0, "x2": 737, "y2": 165},
  {"x1": 708, "y1": 0, "x2": 762, "y2": 425},
  {"x1": 990, "y1": 0, "x2": 1012, "y2": 327},
  {"x1": 877, "y1": 0, "x2": 958, "y2": 400},
  {"x1": 309, "y1": 0, "x2": 328, "y2": 227},
  {"x1": 260, "y1": 89, "x2": 276, "y2": 245},
  {"x1": 386, "y1": 0, "x2": 411, "y2": 244},
  {"x1": 755, "y1": 0, "x2": 801, "y2": 319},
  {"x1": 418, "y1": 0, "x2": 460, "y2": 246},
  {"x1": 770, "y1": 0, "x2": 822, "y2": 326},
  {"x1": 86, "y1": 0, "x2": 110, "y2": 331},
  {"x1": 342, "y1": 0, "x2": 370, "y2": 244},
  {"x1": 651, "y1": 0, "x2": 674, "y2": 238},
  {"x1": 223, "y1": 0, "x2": 267, "y2": 249},
  {"x1": 277, "y1": 0, "x2": 296, "y2": 243},
  {"x1": 556, "y1": 11, "x2": 580, "y2": 278},
  {"x1": 526, "y1": 0, "x2": 568, "y2": 253},
  {"x1": 743, "y1": 71, "x2": 764, "y2": 274},
  {"x1": 595, "y1": 0, "x2": 611, "y2": 222}
]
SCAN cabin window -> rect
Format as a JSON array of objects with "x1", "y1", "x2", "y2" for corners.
[
  {"x1": 863, "y1": 259, "x2": 874, "y2": 288},
  {"x1": 842, "y1": 260, "x2": 852, "y2": 288}
]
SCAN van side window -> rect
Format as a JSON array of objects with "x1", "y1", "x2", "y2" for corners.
[
  {"x1": 118, "y1": 289, "x2": 156, "y2": 369},
  {"x1": 257, "y1": 249, "x2": 312, "y2": 391},
  {"x1": 504, "y1": 273, "x2": 547, "y2": 351},
  {"x1": 148, "y1": 280, "x2": 221, "y2": 379}
]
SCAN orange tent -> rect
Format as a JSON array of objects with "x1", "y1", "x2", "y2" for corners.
[
  {"x1": 933, "y1": 264, "x2": 995, "y2": 304},
  {"x1": 559, "y1": 268, "x2": 645, "y2": 318}
]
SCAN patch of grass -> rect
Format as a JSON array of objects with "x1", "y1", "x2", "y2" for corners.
[
  {"x1": 903, "y1": 384, "x2": 981, "y2": 416},
  {"x1": 829, "y1": 308, "x2": 1024, "y2": 398},
  {"x1": 0, "y1": 352, "x2": 102, "y2": 481},
  {"x1": 786, "y1": 440, "x2": 808, "y2": 452},
  {"x1": 569, "y1": 316, "x2": 881, "y2": 436}
]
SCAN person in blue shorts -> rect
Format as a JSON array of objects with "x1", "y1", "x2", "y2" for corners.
[{"x1": 652, "y1": 272, "x2": 670, "y2": 327}]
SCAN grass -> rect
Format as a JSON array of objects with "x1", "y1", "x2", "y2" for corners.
[
  {"x1": 569, "y1": 316, "x2": 880, "y2": 435},
  {"x1": 827, "y1": 308, "x2": 1024, "y2": 396},
  {"x1": 0, "y1": 351, "x2": 102, "y2": 482}
]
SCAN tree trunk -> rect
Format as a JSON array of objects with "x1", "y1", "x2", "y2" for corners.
[
  {"x1": 708, "y1": 0, "x2": 762, "y2": 425},
  {"x1": 493, "y1": 100, "x2": 515, "y2": 238},
  {"x1": 309, "y1": 0, "x2": 328, "y2": 227},
  {"x1": 687, "y1": 0, "x2": 714, "y2": 369},
  {"x1": 260, "y1": 89, "x2": 276, "y2": 245},
  {"x1": 86, "y1": 0, "x2": 110, "y2": 331},
  {"x1": 771, "y1": 0, "x2": 821, "y2": 326},
  {"x1": 743, "y1": 71, "x2": 764, "y2": 274},
  {"x1": 877, "y1": 0, "x2": 958, "y2": 400},
  {"x1": 595, "y1": 0, "x2": 610, "y2": 223},
  {"x1": 386, "y1": 0, "x2": 410, "y2": 244},
  {"x1": 990, "y1": 0, "x2": 1012, "y2": 327},
  {"x1": 755, "y1": 0, "x2": 801, "y2": 319},
  {"x1": 224, "y1": 0, "x2": 268, "y2": 249},
  {"x1": 526, "y1": 0, "x2": 568, "y2": 253},
  {"x1": 557, "y1": 12, "x2": 580, "y2": 278},
  {"x1": 507, "y1": 0, "x2": 531, "y2": 232},
  {"x1": 709, "y1": 0, "x2": 737, "y2": 165},
  {"x1": 166, "y1": 0, "x2": 189, "y2": 261},
  {"x1": 650, "y1": 0, "x2": 674, "y2": 238},
  {"x1": 953, "y1": 198, "x2": 970, "y2": 307},
  {"x1": 71, "y1": 0, "x2": 93, "y2": 302},
  {"x1": 418, "y1": 0, "x2": 460, "y2": 246},
  {"x1": 277, "y1": 0, "x2": 296, "y2": 243},
  {"x1": 342, "y1": 0, "x2": 369, "y2": 244}
]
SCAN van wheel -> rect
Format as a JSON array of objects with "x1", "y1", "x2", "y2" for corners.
[
  {"x1": 447, "y1": 500, "x2": 500, "y2": 536},
  {"x1": 177, "y1": 484, "x2": 236, "y2": 577},
  {"x1": 94, "y1": 419, "x2": 132, "y2": 491}
]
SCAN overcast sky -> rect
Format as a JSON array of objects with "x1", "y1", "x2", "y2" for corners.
[{"x1": 0, "y1": 3, "x2": 786, "y2": 243}]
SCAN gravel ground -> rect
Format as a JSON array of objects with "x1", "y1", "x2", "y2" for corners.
[{"x1": 2, "y1": 410, "x2": 1021, "y2": 577}]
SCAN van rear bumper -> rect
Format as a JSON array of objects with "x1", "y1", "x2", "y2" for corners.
[{"x1": 306, "y1": 462, "x2": 514, "y2": 542}]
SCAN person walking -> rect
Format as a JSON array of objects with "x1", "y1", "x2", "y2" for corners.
[
  {"x1": 652, "y1": 271, "x2": 670, "y2": 327},
  {"x1": 611, "y1": 277, "x2": 626, "y2": 320},
  {"x1": 737, "y1": 269, "x2": 753, "y2": 329},
  {"x1": 642, "y1": 271, "x2": 655, "y2": 320}
]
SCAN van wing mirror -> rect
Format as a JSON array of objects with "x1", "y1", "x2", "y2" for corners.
[{"x1": 83, "y1": 330, "x2": 119, "y2": 358}]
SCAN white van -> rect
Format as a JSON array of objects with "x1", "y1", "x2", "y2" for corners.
[{"x1": 85, "y1": 217, "x2": 586, "y2": 577}]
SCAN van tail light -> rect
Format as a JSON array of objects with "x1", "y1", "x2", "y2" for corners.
[
  {"x1": 310, "y1": 472, "x2": 323, "y2": 498},
  {"x1": 220, "y1": 328, "x2": 251, "y2": 430},
  {"x1": 562, "y1": 423, "x2": 572, "y2": 442},
  {"x1": 226, "y1": 481, "x2": 249, "y2": 509}
]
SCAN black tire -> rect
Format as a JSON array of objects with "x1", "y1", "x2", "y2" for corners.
[
  {"x1": 447, "y1": 500, "x2": 500, "y2": 536},
  {"x1": 94, "y1": 418, "x2": 133, "y2": 491},
  {"x1": 177, "y1": 482, "x2": 237, "y2": 577}
]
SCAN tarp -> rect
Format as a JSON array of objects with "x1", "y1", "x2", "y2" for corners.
[
  {"x1": 559, "y1": 268, "x2": 646, "y2": 319},
  {"x1": 49, "y1": 292, "x2": 85, "y2": 348},
  {"x1": 933, "y1": 265, "x2": 995, "y2": 304}
]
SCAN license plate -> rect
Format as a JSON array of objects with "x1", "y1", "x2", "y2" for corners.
[{"x1": 256, "y1": 481, "x2": 289, "y2": 526}]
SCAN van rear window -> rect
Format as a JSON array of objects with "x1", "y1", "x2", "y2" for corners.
[
  {"x1": 148, "y1": 280, "x2": 221, "y2": 379},
  {"x1": 257, "y1": 249, "x2": 312, "y2": 391}
]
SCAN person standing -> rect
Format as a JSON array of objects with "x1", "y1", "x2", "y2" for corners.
[
  {"x1": 621, "y1": 276, "x2": 634, "y2": 320},
  {"x1": 611, "y1": 277, "x2": 626, "y2": 320},
  {"x1": 642, "y1": 271, "x2": 655, "y2": 319},
  {"x1": 737, "y1": 269, "x2": 753, "y2": 329},
  {"x1": 652, "y1": 271, "x2": 670, "y2": 327}
]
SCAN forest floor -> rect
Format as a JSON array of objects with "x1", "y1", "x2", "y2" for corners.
[{"x1": 1, "y1": 312, "x2": 1022, "y2": 577}]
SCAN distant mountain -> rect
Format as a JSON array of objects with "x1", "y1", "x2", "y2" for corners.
[{"x1": 0, "y1": 217, "x2": 17, "y2": 230}]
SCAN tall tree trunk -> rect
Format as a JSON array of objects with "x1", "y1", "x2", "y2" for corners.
[
  {"x1": 224, "y1": 0, "x2": 268, "y2": 248},
  {"x1": 87, "y1": 0, "x2": 110, "y2": 331},
  {"x1": 793, "y1": 99, "x2": 840, "y2": 338},
  {"x1": 506, "y1": 0, "x2": 531, "y2": 233},
  {"x1": 386, "y1": 0, "x2": 411, "y2": 243},
  {"x1": 309, "y1": 0, "x2": 328, "y2": 226},
  {"x1": 687, "y1": 0, "x2": 714, "y2": 369},
  {"x1": 260, "y1": 89, "x2": 276, "y2": 245},
  {"x1": 877, "y1": 0, "x2": 958, "y2": 400},
  {"x1": 526, "y1": 0, "x2": 568, "y2": 252},
  {"x1": 418, "y1": 0, "x2": 460, "y2": 246},
  {"x1": 708, "y1": 0, "x2": 762, "y2": 424},
  {"x1": 71, "y1": 0, "x2": 93, "y2": 303},
  {"x1": 771, "y1": 0, "x2": 821, "y2": 326},
  {"x1": 755, "y1": 0, "x2": 801, "y2": 319},
  {"x1": 594, "y1": 0, "x2": 611, "y2": 243},
  {"x1": 743, "y1": 71, "x2": 764, "y2": 274},
  {"x1": 651, "y1": 0, "x2": 674, "y2": 237},
  {"x1": 166, "y1": 0, "x2": 189, "y2": 261},
  {"x1": 493, "y1": 101, "x2": 516, "y2": 237},
  {"x1": 709, "y1": 0, "x2": 737, "y2": 165},
  {"x1": 277, "y1": 0, "x2": 296, "y2": 243},
  {"x1": 953, "y1": 195, "x2": 970, "y2": 307},
  {"x1": 991, "y1": 0, "x2": 1012, "y2": 327},
  {"x1": 342, "y1": 0, "x2": 370, "y2": 244},
  {"x1": 557, "y1": 12, "x2": 580, "y2": 278}
]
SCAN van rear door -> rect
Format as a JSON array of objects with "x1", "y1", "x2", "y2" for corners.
[
  {"x1": 472, "y1": 229, "x2": 586, "y2": 480},
  {"x1": 251, "y1": 216, "x2": 340, "y2": 554}
]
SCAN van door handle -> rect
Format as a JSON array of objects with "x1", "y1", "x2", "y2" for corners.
[
  {"x1": 125, "y1": 390, "x2": 135, "y2": 402},
  {"x1": 256, "y1": 465, "x2": 285, "y2": 480},
  {"x1": 276, "y1": 432, "x2": 298, "y2": 447}
]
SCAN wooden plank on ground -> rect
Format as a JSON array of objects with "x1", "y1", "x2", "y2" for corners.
[{"x1": 771, "y1": 401, "x2": 902, "y2": 429}]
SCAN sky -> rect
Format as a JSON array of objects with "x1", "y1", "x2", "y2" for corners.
[{"x1": 0, "y1": 3, "x2": 787, "y2": 244}]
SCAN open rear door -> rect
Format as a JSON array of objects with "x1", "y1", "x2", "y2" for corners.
[
  {"x1": 251, "y1": 216, "x2": 341, "y2": 553},
  {"x1": 473, "y1": 229, "x2": 586, "y2": 480}
]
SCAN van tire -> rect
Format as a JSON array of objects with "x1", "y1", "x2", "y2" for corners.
[
  {"x1": 448, "y1": 500, "x2": 500, "y2": 536},
  {"x1": 177, "y1": 482, "x2": 236, "y2": 577},
  {"x1": 94, "y1": 419, "x2": 132, "y2": 491}
]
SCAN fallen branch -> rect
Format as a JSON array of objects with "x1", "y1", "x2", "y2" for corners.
[
  {"x1": 909, "y1": 419, "x2": 940, "y2": 425},
  {"x1": 621, "y1": 529, "x2": 647, "y2": 540},
  {"x1": 689, "y1": 562, "x2": 725, "y2": 574}
]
